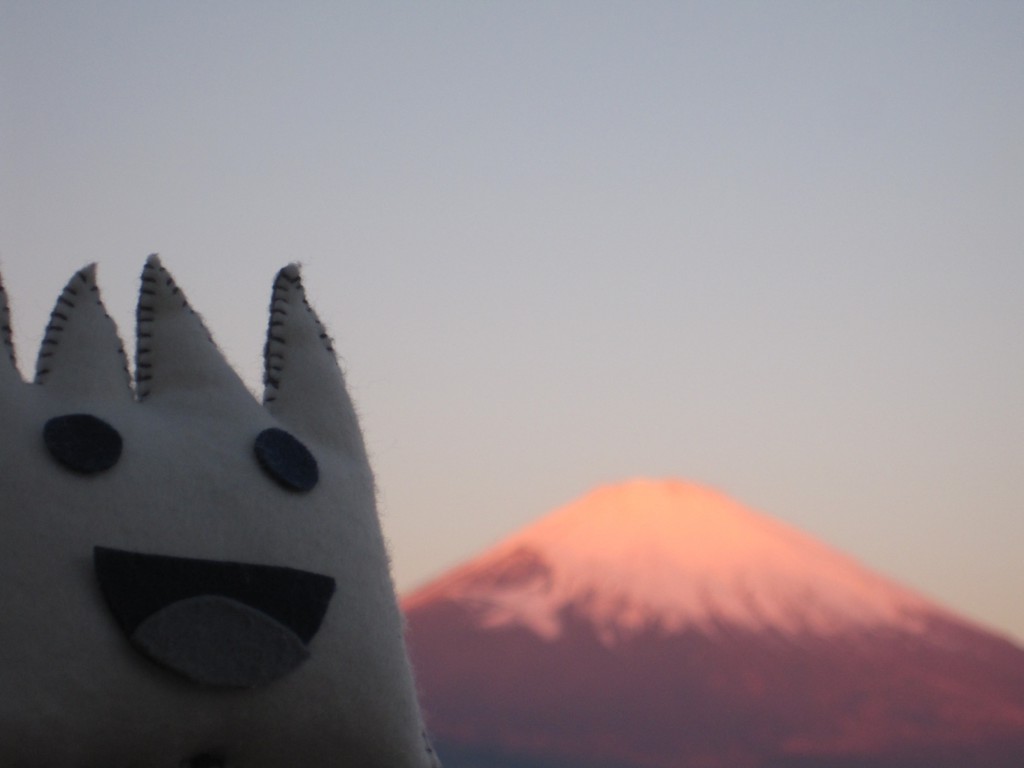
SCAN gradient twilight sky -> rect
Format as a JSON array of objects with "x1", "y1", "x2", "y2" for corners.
[{"x1": 1, "y1": 3, "x2": 1022, "y2": 642}]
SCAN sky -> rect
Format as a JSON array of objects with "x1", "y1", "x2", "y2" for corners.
[{"x1": 1, "y1": 2, "x2": 1022, "y2": 643}]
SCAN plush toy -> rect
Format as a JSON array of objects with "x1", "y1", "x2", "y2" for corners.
[{"x1": 0, "y1": 257, "x2": 441, "y2": 768}]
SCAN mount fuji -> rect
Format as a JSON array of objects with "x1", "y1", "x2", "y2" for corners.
[{"x1": 402, "y1": 479, "x2": 1024, "y2": 768}]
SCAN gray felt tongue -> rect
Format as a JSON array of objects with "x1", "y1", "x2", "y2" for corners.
[{"x1": 131, "y1": 595, "x2": 310, "y2": 688}]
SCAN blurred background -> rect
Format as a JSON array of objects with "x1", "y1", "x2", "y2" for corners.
[{"x1": 1, "y1": 1, "x2": 1021, "y2": 642}]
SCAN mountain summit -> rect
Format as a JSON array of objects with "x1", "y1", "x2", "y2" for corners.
[
  {"x1": 405, "y1": 479, "x2": 938, "y2": 643},
  {"x1": 404, "y1": 479, "x2": 1024, "y2": 768}
]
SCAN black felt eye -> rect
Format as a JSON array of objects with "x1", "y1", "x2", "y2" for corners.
[
  {"x1": 254, "y1": 428, "x2": 318, "y2": 492},
  {"x1": 44, "y1": 413, "x2": 123, "y2": 474}
]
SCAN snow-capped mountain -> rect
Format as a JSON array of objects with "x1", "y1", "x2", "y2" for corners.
[
  {"x1": 406, "y1": 480, "x2": 939, "y2": 643},
  {"x1": 403, "y1": 479, "x2": 1024, "y2": 768}
]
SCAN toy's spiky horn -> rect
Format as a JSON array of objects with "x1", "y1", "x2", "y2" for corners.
[
  {"x1": 135, "y1": 255, "x2": 252, "y2": 404},
  {"x1": 263, "y1": 265, "x2": 369, "y2": 459},
  {"x1": 34, "y1": 265, "x2": 132, "y2": 399},
  {"x1": 0, "y1": 270, "x2": 18, "y2": 388}
]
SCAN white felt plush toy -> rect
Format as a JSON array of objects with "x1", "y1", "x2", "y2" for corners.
[{"x1": 0, "y1": 257, "x2": 441, "y2": 768}]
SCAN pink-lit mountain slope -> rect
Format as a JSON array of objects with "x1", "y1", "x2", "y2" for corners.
[{"x1": 403, "y1": 479, "x2": 1024, "y2": 768}]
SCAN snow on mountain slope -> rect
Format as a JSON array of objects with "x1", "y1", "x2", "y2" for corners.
[
  {"x1": 404, "y1": 479, "x2": 942, "y2": 644},
  {"x1": 404, "y1": 479, "x2": 1024, "y2": 767}
]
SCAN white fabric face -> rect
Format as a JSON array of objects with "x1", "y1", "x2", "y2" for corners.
[{"x1": 0, "y1": 259, "x2": 441, "y2": 768}]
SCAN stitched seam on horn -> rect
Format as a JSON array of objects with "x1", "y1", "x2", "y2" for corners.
[
  {"x1": 135, "y1": 265, "x2": 158, "y2": 399},
  {"x1": 301, "y1": 293, "x2": 335, "y2": 354},
  {"x1": 91, "y1": 270, "x2": 131, "y2": 389},
  {"x1": 263, "y1": 274, "x2": 291, "y2": 405},
  {"x1": 37, "y1": 267, "x2": 132, "y2": 389},
  {"x1": 34, "y1": 271, "x2": 82, "y2": 384},
  {"x1": 263, "y1": 266, "x2": 338, "y2": 406},
  {"x1": 0, "y1": 275, "x2": 14, "y2": 367},
  {"x1": 136, "y1": 260, "x2": 202, "y2": 399}
]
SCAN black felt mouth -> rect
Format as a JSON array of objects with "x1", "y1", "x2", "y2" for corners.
[{"x1": 94, "y1": 546, "x2": 335, "y2": 687}]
